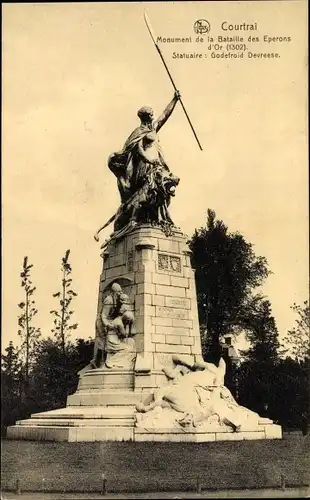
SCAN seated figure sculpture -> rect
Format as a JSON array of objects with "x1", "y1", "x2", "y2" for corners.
[
  {"x1": 91, "y1": 282, "x2": 136, "y2": 370},
  {"x1": 135, "y1": 354, "x2": 261, "y2": 432}
]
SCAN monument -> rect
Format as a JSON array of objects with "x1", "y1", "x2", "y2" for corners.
[{"x1": 7, "y1": 88, "x2": 282, "y2": 442}]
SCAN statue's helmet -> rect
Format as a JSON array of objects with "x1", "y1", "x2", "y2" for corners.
[
  {"x1": 111, "y1": 282, "x2": 122, "y2": 294},
  {"x1": 137, "y1": 106, "x2": 154, "y2": 121}
]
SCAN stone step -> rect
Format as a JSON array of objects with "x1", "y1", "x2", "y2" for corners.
[
  {"x1": 7, "y1": 422, "x2": 281, "y2": 442},
  {"x1": 77, "y1": 369, "x2": 135, "y2": 391},
  {"x1": 15, "y1": 418, "x2": 134, "y2": 427},
  {"x1": 7, "y1": 425, "x2": 134, "y2": 442},
  {"x1": 67, "y1": 390, "x2": 146, "y2": 406},
  {"x1": 30, "y1": 405, "x2": 136, "y2": 419}
]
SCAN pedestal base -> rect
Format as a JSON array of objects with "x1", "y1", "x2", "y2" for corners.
[
  {"x1": 7, "y1": 402, "x2": 282, "y2": 442},
  {"x1": 7, "y1": 367, "x2": 282, "y2": 442}
]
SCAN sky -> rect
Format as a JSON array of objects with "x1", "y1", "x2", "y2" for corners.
[{"x1": 2, "y1": 1, "x2": 308, "y2": 351}]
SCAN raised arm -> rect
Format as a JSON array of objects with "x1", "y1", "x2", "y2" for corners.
[{"x1": 154, "y1": 90, "x2": 181, "y2": 132}]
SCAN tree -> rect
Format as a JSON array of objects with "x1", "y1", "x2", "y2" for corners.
[
  {"x1": 1, "y1": 341, "x2": 21, "y2": 380},
  {"x1": 17, "y1": 256, "x2": 41, "y2": 382},
  {"x1": 26, "y1": 337, "x2": 94, "y2": 411},
  {"x1": 283, "y1": 300, "x2": 310, "y2": 360},
  {"x1": 29, "y1": 338, "x2": 79, "y2": 409},
  {"x1": 50, "y1": 249, "x2": 78, "y2": 355},
  {"x1": 188, "y1": 209, "x2": 271, "y2": 354},
  {"x1": 1, "y1": 342, "x2": 23, "y2": 433},
  {"x1": 237, "y1": 299, "x2": 281, "y2": 418}
]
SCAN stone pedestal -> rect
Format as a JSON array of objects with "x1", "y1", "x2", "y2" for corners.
[
  {"x1": 97, "y1": 224, "x2": 203, "y2": 381},
  {"x1": 7, "y1": 225, "x2": 282, "y2": 442}
]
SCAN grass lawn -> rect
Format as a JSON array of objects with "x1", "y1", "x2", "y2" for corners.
[{"x1": 1, "y1": 435, "x2": 309, "y2": 494}]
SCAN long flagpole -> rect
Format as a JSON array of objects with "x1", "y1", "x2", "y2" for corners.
[{"x1": 144, "y1": 12, "x2": 203, "y2": 151}]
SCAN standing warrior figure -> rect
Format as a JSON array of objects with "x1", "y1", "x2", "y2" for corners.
[
  {"x1": 94, "y1": 92, "x2": 181, "y2": 243},
  {"x1": 108, "y1": 91, "x2": 181, "y2": 204}
]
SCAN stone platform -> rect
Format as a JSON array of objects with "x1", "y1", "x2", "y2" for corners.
[
  {"x1": 7, "y1": 368, "x2": 282, "y2": 442},
  {"x1": 7, "y1": 400, "x2": 282, "y2": 442}
]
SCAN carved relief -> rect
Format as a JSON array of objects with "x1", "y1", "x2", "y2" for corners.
[
  {"x1": 158, "y1": 254, "x2": 169, "y2": 270},
  {"x1": 127, "y1": 250, "x2": 134, "y2": 271},
  {"x1": 158, "y1": 254, "x2": 181, "y2": 273}
]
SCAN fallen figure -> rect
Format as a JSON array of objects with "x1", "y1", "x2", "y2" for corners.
[{"x1": 135, "y1": 355, "x2": 261, "y2": 432}]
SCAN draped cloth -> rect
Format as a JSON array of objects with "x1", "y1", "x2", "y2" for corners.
[{"x1": 108, "y1": 124, "x2": 167, "y2": 203}]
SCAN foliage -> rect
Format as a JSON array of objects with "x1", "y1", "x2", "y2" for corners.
[
  {"x1": 1, "y1": 342, "x2": 23, "y2": 432},
  {"x1": 17, "y1": 256, "x2": 41, "y2": 380},
  {"x1": 29, "y1": 337, "x2": 94, "y2": 411},
  {"x1": 1, "y1": 337, "x2": 94, "y2": 434},
  {"x1": 238, "y1": 355, "x2": 309, "y2": 430},
  {"x1": 188, "y1": 209, "x2": 271, "y2": 353},
  {"x1": 235, "y1": 297, "x2": 280, "y2": 417},
  {"x1": 1, "y1": 341, "x2": 22, "y2": 380},
  {"x1": 283, "y1": 300, "x2": 310, "y2": 360},
  {"x1": 30, "y1": 338, "x2": 79, "y2": 410},
  {"x1": 50, "y1": 249, "x2": 78, "y2": 355}
]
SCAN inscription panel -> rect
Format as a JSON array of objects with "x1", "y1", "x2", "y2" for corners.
[{"x1": 156, "y1": 306, "x2": 188, "y2": 320}]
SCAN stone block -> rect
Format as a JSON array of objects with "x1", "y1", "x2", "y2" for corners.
[
  {"x1": 165, "y1": 297, "x2": 191, "y2": 309},
  {"x1": 152, "y1": 295, "x2": 165, "y2": 306},
  {"x1": 186, "y1": 288, "x2": 196, "y2": 299},
  {"x1": 264, "y1": 424, "x2": 282, "y2": 439},
  {"x1": 180, "y1": 336, "x2": 194, "y2": 346},
  {"x1": 113, "y1": 239, "x2": 125, "y2": 255},
  {"x1": 152, "y1": 317, "x2": 173, "y2": 327},
  {"x1": 134, "y1": 333, "x2": 144, "y2": 352},
  {"x1": 155, "y1": 306, "x2": 189, "y2": 320},
  {"x1": 135, "y1": 352, "x2": 152, "y2": 374},
  {"x1": 143, "y1": 305, "x2": 156, "y2": 317},
  {"x1": 155, "y1": 325, "x2": 190, "y2": 336},
  {"x1": 155, "y1": 343, "x2": 191, "y2": 354},
  {"x1": 165, "y1": 335, "x2": 181, "y2": 345},
  {"x1": 135, "y1": 294, "x2": 152, "y2": 308},
  {"x1": 170, "y1": 276, "x2": 189, "y2": 288},
  {"x1": 191, "y1": 337, "x2": 202, "y2": 355},
  {"x1": 155, "y1": 285, "x2": 186, "y2": 298},
  {"x1": 67, "y1": 390, "x2": 144, "y2": 407},
  {"x1": 109, "y1": 254, "x2": 126, "y2": 268},
  {"x1": 137, "y1": 283, "x2": 155, "y2": 295},
  {"x1": 134, "y1": 316, "x2": 144, "y2": 333},
  {"x1": 184, "y1": 255, "x2": 191, "y2": 267},
  {"x1": 105, "y1": 266, "x2": 127, "y2": 279},
  {"x1": 183, "y1": 267, "x2": 195, "y2": 279},
  {"x1": 7, "y1": 426, "x2": 71, "y2": 442},
  {"x1": 157, "y1": 239, "x2": 179, "y2": 253},
  {"x1": 151, "y1": 333, "x2": 165, "y2": 344},
  {"x1": 172, "y1": 319, "x2": 193, "y2": 328},
  {"x1": 72, "y1": 427, "x2": 134, "y2": 442},
  {"x1": 135, "y1": 271, "x2": 153, "y2": 284},
  {"x1": 100, "y1": 272, "x2": 106, "y2": 283},
  {"x1": 153, "y1": 353, "x2": 175, "y2": 370},
  {"x1": 195, "y1": 433, "x2": 216, "y2": 442},
  {"x1": 215, "y1": 431, "x2": 265, "y2": 441},
  {"x1": 134, "y1": 374, "x2": 157, "y2": 389},
  {"x1": 152, "y1": 273, "x2": 171, "y2": 285},
  {"x1": 141, "y1": 248, "x2": 155, "y2": 261},
  {"x1": 134, "y1": 431, "x2": 216, "y2": 442},
  {"x1": 78, "y1": 370, "x2": 134, "y2": 391}
]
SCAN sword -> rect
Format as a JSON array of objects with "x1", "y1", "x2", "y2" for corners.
[{"x1": 144, "y1": 11, "x2": 203, "y2": 151}]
